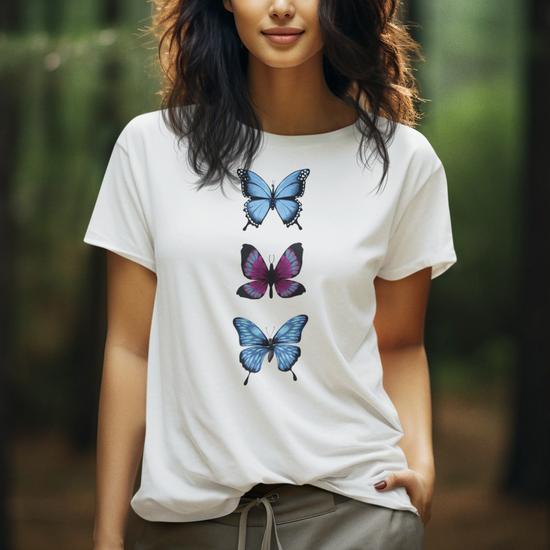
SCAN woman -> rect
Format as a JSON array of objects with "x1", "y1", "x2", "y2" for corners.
[{"x1": 84, "y1": 0, "x2": 456, "y2": 549}]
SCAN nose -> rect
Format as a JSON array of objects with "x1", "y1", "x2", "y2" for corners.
[{"x1": 269, "y1": 0, "x2": 296, "y2": 18}]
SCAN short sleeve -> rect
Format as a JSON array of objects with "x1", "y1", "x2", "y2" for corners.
[
  {"x1": 83, "y1": 139, "x2": 156, "y2": 273},
  {"x1": 377, "y1": 161, "x2": 456, "y2": 281}
]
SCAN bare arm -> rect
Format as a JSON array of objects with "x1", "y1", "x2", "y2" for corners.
[
  {"x1": 373, "y1": 267, "x2": 434, "y2": 524},
  {"x1": 93, "y1": 251, "x2": 157, "y2": 549}
]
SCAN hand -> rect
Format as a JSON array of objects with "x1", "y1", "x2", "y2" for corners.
[{"x1": 374, "y1": 468, "x2": 434, "y2": 525}]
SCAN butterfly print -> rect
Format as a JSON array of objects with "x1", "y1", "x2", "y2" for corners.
[
  {"x1": 237, "y1": 243, "x2": 306, "y2": 300},
  {"x1": 238, "y1": 168, "x2": 310, "y2": 230},
  {"x1": 233, "y1": 315, "x2": 309, "y2": 385}
]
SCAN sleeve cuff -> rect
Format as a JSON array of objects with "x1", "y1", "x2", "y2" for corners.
[
  {"x1": 377, "y1": 251, "x2": 457, "y2": 281},
  {"x1": 83, "y1": 236, "x2": 156, "y2": 274}
]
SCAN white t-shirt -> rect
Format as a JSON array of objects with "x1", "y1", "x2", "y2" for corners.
[{"x1": 84, "y1": 110, "x2": 456, "y2": 522}]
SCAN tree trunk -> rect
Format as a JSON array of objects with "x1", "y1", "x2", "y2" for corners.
[
  {"x1": 68, "y1": 246, "x2": 107, "y2": 451},
  {"x1": 0, "y1": 61, "x2": 17, "y2": 550},
  {"x1": 503, "y1": 0, "x2": 550, "y2": 500},
  {"x1": 0, "y1": 0, "x2": 19, "y2": 30},
  {"x1": 67, "y1": 56, "x2": 120, "y2": 451}
]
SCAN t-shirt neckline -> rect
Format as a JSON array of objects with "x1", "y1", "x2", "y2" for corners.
[{"x1": 253, "y1": 119, "x2": 361, "y2": 148}]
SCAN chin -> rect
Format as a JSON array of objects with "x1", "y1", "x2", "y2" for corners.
[{"x1": 251, "y1": 49, "x2": 320, "y2": 70}]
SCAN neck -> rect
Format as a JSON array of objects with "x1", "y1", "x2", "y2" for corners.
[{"x1": 246, "y1": 50, "x2": 357, "y2": 136}]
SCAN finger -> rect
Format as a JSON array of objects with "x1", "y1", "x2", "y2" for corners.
[{"x1": 374, "y1": 469, "x2": 416, "y2": 491}]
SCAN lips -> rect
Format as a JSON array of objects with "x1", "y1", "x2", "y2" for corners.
[
  {"x1": 261, "y1": 27, "x2": 304, "y2": 45},
  {"x1": 262, "y1": 27, "x2": 304, "y2": 35}
]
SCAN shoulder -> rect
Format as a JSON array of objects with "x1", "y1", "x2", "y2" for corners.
[
  {"x1": 388, "y1": 122, "x2": 442, "y2": 173},
  {"x1": 366, "y1": 117, "x2": 447, "y2": 196},
  {"x1": 115, "y1": 108, "x2": 197, "y2": 154}
]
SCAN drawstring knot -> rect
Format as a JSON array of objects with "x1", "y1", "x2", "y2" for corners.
[{"x1": 237, "y1": 495, "x2": 283, "y2": 550}]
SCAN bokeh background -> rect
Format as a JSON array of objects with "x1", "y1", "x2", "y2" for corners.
[{"x1": 0, "y1": 0, "x2": 549, "y2": 548}]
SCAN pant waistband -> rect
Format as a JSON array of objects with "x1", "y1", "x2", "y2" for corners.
[
  {"x1": 212, "y1": 483, "x2": 349, "y2": 528},
  {"x1": 213, "y1": 484, "x2": 349, "y2": 550}
]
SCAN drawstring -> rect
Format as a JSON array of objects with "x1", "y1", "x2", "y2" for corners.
[{"x1": 237, "y1": 496, "x2": 283, "y2": 550}]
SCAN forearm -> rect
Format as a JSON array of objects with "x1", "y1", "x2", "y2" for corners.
[
  {"x1": 93, "y1": 342, "x2": 147, "y2": 549},
  {"x1": 379, "y1": 343, "x2": 434, "y2": 481},
  {"x1": 373, "y1": 270, "x2": 435, "y2": 522}
]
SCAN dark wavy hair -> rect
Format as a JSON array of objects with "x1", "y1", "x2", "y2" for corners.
[{"x1": 151, "y1": 0, "x2": 422, "y2": 190}]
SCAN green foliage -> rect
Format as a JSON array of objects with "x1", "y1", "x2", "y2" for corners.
[
  {"x1": 1, "y1": 24, "x2": 161, "y2": 428},
  {"x1": 417, "y1": 0, "x2": 526, "y2": 390}
]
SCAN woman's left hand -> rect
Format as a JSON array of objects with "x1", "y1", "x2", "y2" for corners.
[{"x1": 374, "y1": 468, "x2": 434, "y2": 525}]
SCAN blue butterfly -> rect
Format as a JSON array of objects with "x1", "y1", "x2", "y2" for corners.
[
  {"x1": 238, "y1": 168, "x2": 310, "y2": 231},
  {"x1": 233, "y1": 315, "x2": 309, "y2": 385}
]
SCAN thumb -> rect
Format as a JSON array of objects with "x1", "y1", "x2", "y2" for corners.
[{"x1": 374, "y1": 470, "x2": 414, "y2": 492}]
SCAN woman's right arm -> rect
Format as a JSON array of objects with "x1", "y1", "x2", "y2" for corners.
[{"x1": 93, "y1": 251, "x2": 157, "y2": 550}]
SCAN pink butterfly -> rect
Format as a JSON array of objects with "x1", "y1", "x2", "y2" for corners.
[{"x1": 237, "y1": 243, "x2": 306, "y2": 299}]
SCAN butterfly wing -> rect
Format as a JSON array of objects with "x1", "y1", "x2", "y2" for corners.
[
  {"x1": 274, "y1": 243, "x2": 303, "y2": 279},
  {"x1": 273, "y1": 314, "x2": 308, "y2": 345},
  {"x1": 239, "y1": 169, "x2": 272, "y2": 200},
  {"x1": 272, "y1": 314, "x2": 308, "y2": 379},
  {"x1": 272, "y1": 344, "x2": 301, "y2": 373},
  {"x1": 274, "y1": 169, "x2": 309, "y2": 201},
  {"x1": 237, "y1": 244, "x2": 269, "y2": 299},
  {"x1": 239, "y1": 169, "x2": 272, "y2": 228},
  {"x1": 240, "y1": 244, "x2": 269, "y2": 280},
  {"x1": 239, "y1": 346, "x2": 270, "y2": 374},
  {"x1": 233, "y1": 318, "x2": 270, "y2": 384},
  {"x1": 273, "y1": 280, "x2": 306, "y2": 298},
  {"x1": 273, "y1": 169, "x2": 310, "y2": 227},
  {"x1": 237, "y1": 281, "x2": 269, "y2": 299},
  {"x1": 273, "y1": 243, "x2": 305, "y2": 298},
  {"x1": 233, "y1": 317, "x2": 269, "y2": 347}
]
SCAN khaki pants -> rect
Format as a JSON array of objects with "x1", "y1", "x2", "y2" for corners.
[{"x1": 131, "y1": 483, "x2": 424, "y2": 550}]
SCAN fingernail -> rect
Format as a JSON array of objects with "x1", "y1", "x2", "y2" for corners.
[{"x1": 374, "y1": 481, "x2": 387, "y2": 490}]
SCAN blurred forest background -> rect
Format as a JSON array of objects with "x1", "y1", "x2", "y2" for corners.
[{"x1": 0, "y1": 0, "x2": 549, "y2": 549}]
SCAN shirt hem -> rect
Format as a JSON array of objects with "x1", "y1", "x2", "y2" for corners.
[{"x1": 130, "y1": 483, "x2": 419, "y2": 523}]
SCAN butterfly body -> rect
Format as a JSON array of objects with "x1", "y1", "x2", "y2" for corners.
[
  {"x1": 239, "y1": 168, "x2": 310, "y2": 230},
  {"x1": 237, "y1": 243, "x2": 305, "y2": 300},
  {"x1": 233, "y1": 315, "x2": 308, "y2": 385},
  {"x1": 267, "y1": 184, "x2": 276, "y2": 211},
  {"x1": 266, "y1": 263, "x2": 276, "y2": 299},
  {"x1": 266, "y1": 338, "x2": 275, "y2": 362}
]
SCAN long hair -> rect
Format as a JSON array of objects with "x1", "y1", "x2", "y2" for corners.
[{"x1": 151, "y1": 0, "x2": 422, "y2": 190}]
